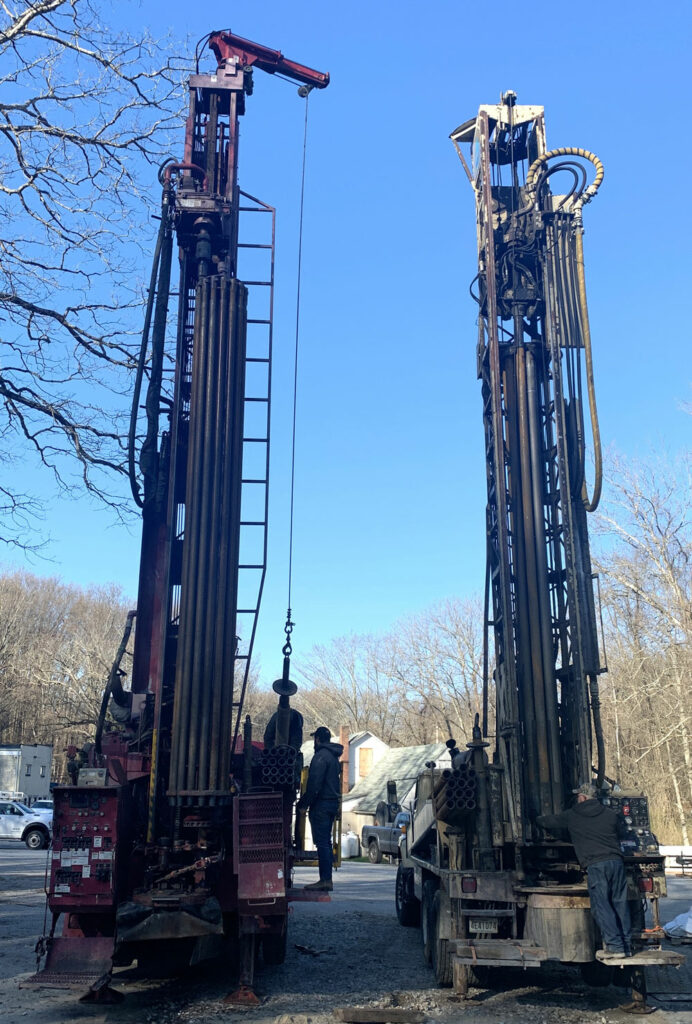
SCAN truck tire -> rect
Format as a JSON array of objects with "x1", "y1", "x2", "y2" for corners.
[
  {"x1": 395, "y1": 864, "x2": 420, "y2": 927},
  {"x1": 421, "y1": 879, "x2": 437, "y2": 965},
  {"x1": 431, "y1": 890, "x2": 453, "y2": 986},
  {"x1": 24, "y1": 828, "x2": 47, "y2": 850},
  {"x1": 368, "y1": 839, "x2": 382, "y2": 864}
]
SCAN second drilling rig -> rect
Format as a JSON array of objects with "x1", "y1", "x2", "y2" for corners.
[
  {"x1": 29, "y1": 31, "x2": 328, "y2": 1003},
  {"x1": 397, "y1": 94, "x2": 682, "y2": 1009}
]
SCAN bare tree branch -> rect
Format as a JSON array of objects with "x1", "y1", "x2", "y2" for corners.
[{"x1": 0, "y1": 0, "x2": 189, "y2": 548}]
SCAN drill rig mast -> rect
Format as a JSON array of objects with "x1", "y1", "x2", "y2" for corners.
[
  {"x1": 31, "y1": 31, "x2": 328, "y2": 1003},
  {"x1": 453, "y1": 94, "x2": 606, "y2": 843},
  {"x1": 398, "y1": 95, "x2": 680, "y2": 1002}
]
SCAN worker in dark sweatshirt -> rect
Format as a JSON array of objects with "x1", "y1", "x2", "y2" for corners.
[
  {"x1": 537, "y1": 783, "x2": 632, "y2": 960},
  {"x1": 296, "y1": 726, "x2": 343, "y2": 891}
]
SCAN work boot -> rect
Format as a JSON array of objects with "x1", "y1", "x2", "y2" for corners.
[{"x1": 304, "y1": 879, "x2": 333, "y2": 891}]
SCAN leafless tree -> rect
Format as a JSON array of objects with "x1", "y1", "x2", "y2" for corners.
[
  {"x1": 0, "y1": 569, "x2": 132, "y2": 776},
  {"x1": 295, "y1": 599, "x2": 490, "y2": 748},
  {"x1": 0, "y1": 0, "x2": 185, "y2": 548},
  {"x1": 388, "y1": 597, "x2": 490, "y2": 746},
  {"x1": 595, "y1": 452, "x2": 691, "y2": 843},
  {"x1": 298, "y1": 634, "x2": 405, "y2": 744}
]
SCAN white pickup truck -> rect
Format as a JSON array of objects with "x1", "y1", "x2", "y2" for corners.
[{"x1": 0, "y1": 799, "x2": 52, "y2": 849}]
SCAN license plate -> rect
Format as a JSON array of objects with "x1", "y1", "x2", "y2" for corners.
[{"x1": 469, "y1": 918, "x2": 498, "y2": 933}]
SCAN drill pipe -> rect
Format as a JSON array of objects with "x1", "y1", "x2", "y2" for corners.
[
  {"x1": 168, "y1": 276, "x2": 248, "y2": 804},
  {"x1": 432, "y1": 770, "x2": 453, "y2": 797}
]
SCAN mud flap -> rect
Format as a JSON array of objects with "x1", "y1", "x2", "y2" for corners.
[{"x1": 24, "y1": 936, "x2": 115, "y2": 989}]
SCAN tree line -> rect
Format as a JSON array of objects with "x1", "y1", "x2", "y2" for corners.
[{"x1": 1, "y1": 454, "x2": 688, "y2": 842}]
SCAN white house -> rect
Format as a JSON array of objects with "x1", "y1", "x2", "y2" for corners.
[{"x1": 300, "y1": 728, "x2": 389, "y2": 790}]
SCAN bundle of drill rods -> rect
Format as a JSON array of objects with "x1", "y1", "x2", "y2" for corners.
[
  {"x1": 261, "y1": 744, "x2": 297, "y2": 788},
  {"x1": 434, "y1": 765, "x2": 477, "y2": 822}
]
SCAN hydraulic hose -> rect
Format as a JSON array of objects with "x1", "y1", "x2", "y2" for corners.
[
  {"x1": 139, "y1": 185, "x2": 173, "y2": 511},
  {"x1": 95, "y1": 610, "x2": 137, "y2": 758},
  {"x1": 590, "y1": 674, "x2": 606, "y2": 788},
  {"x1": 128, "y1": 209, "x2": 166, "y2": 508},
  {"x1": 574, "y1": 221, "x2": 603, "y2": 511},
  {"x1": 525, "y1": 147, "x2": 604, "y2": 210},
  {"x1": 525, "y1": 147, "x2": 604, "y2": 512},
  {"x1": 127, "y1": 173, "x2": 174, "y2": 508}
]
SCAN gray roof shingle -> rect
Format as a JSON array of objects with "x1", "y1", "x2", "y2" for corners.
[{"x1": 343, "y1": 743, "x2": 448, "y2": 813}]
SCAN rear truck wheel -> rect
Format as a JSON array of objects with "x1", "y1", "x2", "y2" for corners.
[
  {"x1": 24, "y1": 828, "x2": 47, "y2": 850},
  {"x1": 468, "y1": 965, "x2": 490, "y2": 987},
  {"x1": 431, "y1": 890, "x2": 453, "y2": 986},
  {"x1": 368, "y1": 840, "x2": 382, "y2": 864},
  {"x1": 261, "y1": 919, "x2": 287, "y2": 966},
  {"x1": 395, "y1": 864, "x2": 420, "y2": 927},
  {"x1": 421, "y1": 879, "x2": 437, "y2": 965}
]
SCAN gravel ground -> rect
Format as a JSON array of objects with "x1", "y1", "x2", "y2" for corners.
[{"x1": 1, "y1": 850, "x2": 691, "y2": 1024}]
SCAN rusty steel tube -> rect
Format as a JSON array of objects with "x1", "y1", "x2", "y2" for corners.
[
  {"x1": 432, "y1": 770, "x2": 452, "y2": 797},
  {"x1": 208, "y1": 278, "x2": 231, "y2": 788},
  {"x1": 219, "y1": 278, "x2": 248, "y2": 790},
  {"x1": 169, "y1": 278, "x2": 209, "y2": 797},
  {"x1": 503, "y1": 360, "x2": 540, "y2": 807},
  {"x1": 516, "y1": 342, "x2": 553, "y2": 814},
  {"x1": 196, "y1": 276, "x2": 222, "y2": 790},
  {"x1": 168, "y1": 275, "x2": 248, "y2": 803},
  {"x1": 526, "y1": 346, "x2": 564, "y2": 810}
]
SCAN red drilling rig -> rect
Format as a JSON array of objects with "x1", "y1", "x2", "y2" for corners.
[{"x1": 29, "y1": 31, "x2": 328, "y2": 1004}]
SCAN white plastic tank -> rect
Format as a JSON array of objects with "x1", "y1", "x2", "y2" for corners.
[{"x1": 340, "y1": 831, "x2": 360, "y2": 859}]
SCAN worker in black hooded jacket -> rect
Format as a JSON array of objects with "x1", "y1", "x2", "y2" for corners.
[
  {"x1": 296, "y1": 726, "x2": 343, "y2": 891},
  {"x1": 537, "y1": 783, "x2": 632, "y2": 959}
]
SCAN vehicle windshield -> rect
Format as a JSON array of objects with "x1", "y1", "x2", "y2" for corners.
[{"x1": 16, "y1": 803, "x2": 32, "y2": 813}]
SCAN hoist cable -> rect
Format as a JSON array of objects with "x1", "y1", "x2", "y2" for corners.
[{"x1": 284, "y1": 91, "x2": 311, "y2": 652}]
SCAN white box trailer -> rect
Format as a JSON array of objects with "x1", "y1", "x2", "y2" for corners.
[{"x1": 0, "y1": 745, "x2": 52, "y2": 802}]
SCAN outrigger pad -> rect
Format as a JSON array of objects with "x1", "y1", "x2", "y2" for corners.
[
  {"x1": 79, "y1": 980, "x2": 125, "y2": 1005},
  {"x1": 224, "y1": 984, "x2": 261, "y2": 1006}
]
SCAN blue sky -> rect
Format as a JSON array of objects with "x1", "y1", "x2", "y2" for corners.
[{"x1": 5, "y1": 0, "x2": 691, "y2": 684}]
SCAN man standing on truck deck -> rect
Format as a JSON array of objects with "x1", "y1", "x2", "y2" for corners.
[
  {"x1": 296, "y1": 727, "x2": 343, "y2": 892},
  {"x1": 537, "y1": 783, "x2": 632, "y2": 960}
]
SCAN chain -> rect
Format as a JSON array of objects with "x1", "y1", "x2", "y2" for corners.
[{"x1": 282, "y1": 611, "x2": 294, "y2": 659}]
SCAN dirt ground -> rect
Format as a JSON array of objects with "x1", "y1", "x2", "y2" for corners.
[{"x1": 1, "y1": 849, "x2": 691, "y2": 1024}]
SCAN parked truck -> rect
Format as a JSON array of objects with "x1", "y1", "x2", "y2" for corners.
[
  {"x1": 362, "y1": 811, "x2": 410, "y2": 863},
  {"x1": 0, "y1": 797, "x2": 52, "y2": 849},
  {"x1": 396, "y1": 94, "x2": 682, "y2": 1013}
]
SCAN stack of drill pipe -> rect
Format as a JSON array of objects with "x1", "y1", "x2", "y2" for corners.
[
  {"x1": 261, "y1": 744, "x2": 298, "y2": 788},
  {"x1": 434, "y1": 765, "x2": 477, "y2": 823},
  {"x1": 168, "y1": 276, "x2": 248, "y2": 806}
]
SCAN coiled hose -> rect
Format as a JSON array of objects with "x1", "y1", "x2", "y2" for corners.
[{"x1": 525, "y1": 147, "x2": 604, "y2": 211}]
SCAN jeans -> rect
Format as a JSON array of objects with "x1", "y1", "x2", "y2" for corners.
[
  {"x1": 587, "y1": 858, "x2": 632, "y2": 952},
  {"x1": 309, "y1": 801, "x2": 338, "y2": 882}
]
